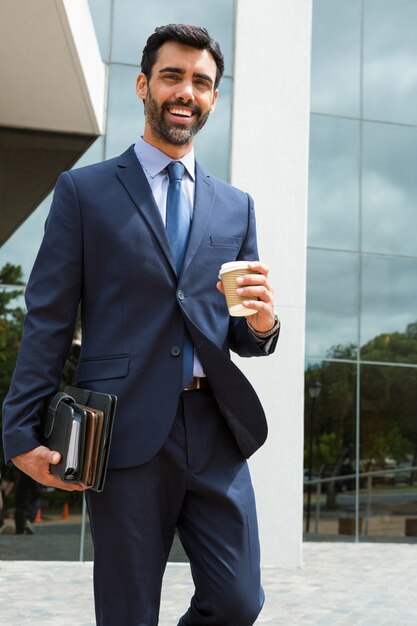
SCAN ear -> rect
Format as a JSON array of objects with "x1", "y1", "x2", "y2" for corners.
[
  {"x1": 210, "y1": 89, "x2": 219, "y2": 113},
  {"x1": 136, "y1": 73, "x2": 147, "y2": 101}
]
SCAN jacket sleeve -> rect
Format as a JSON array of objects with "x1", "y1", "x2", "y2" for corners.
[
  {"x1": 2, "y1": 172, "x2": 83, "y2": 463},
  {"x1": 227, "y1": 192, "x2": 279, "y2": 358}
]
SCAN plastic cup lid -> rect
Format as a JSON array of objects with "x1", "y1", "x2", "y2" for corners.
[{"x1": 219, "y1": 261, "x2": 251, "y2": 276}]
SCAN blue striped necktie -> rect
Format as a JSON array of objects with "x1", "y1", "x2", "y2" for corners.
[{"x1": 166, "y1": 161, "x2": 193, "y2": 387}]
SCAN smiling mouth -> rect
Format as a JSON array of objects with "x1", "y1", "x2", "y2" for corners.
[{"x1": 167, "y1": 107, "x2": 194, "y2": 118}]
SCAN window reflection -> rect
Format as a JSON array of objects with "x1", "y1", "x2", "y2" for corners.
[
  {"x1": 361, "y1": 255, "x2": 417, "y2": 363},
  {"x1": 111, "y1": 0, "x2": 235, "y2": 76},
  {"x1": 308, "y1": 115, "x2": 360, "y2": 250},
  {"x1": 362, "y1": 122, "x2": 417, "y2": 257},
  {"x1": 304, "y1": 360, "x2": 417, "y2": 540},
  {"x1": 304, "y1": 361, "x2": 357, "y2": 537},
  {"x1": 310, "y1": 0, "x2": 361, "y2": 117},
  {"x1": 360, "y1": 363, "x2": 417, "y2": 538},
  {"x1": 306, "y1": 249, "x2": 359, "y2": 358},
  {"x1": 363, "y1": 0, "x2": 417, "y2": 125}
]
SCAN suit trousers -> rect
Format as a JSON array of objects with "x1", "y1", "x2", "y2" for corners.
[{"x1": 86, "y1": 387, "x2": 264, "y2": 626}]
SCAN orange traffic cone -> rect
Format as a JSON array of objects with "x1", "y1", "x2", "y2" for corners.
[
  {"x1": 34, "y1": 508, "x2": 41, "y2": 523},
  {"x1": 62, "y1": 502, "x2": 69, "y2": 519}
]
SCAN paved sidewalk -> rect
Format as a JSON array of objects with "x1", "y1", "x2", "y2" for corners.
[{"x1": 0, "y1": 542, "x2": 416, "y2": 625}]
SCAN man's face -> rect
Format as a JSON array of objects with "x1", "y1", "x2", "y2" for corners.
[{"x1": 136, "y1": 41, "x2": 219, "y2": 154}]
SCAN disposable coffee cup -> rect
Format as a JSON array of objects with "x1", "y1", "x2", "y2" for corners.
[{"x1": 219, "y1": 261, "x2": 259, "y2": 317}]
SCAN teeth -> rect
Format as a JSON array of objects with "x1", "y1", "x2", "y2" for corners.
[{"x1": 170, "y1": 108, "x2": 192, "y2": 117}]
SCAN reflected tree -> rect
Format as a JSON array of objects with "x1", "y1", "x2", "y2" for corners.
[
  {"x1": 361, "y1": 324, "x2": 417, "y2": 481},
  {"x1": 305, "y1": 346, "x2": 356, "y2": 508},
  {"x1": 305, "y1": 322, "x2": 417, "y2": 505}
]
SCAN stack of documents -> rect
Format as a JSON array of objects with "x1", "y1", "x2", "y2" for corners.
[{"x1": 43, "y1": 387, "x2": 117, "y2": 492}]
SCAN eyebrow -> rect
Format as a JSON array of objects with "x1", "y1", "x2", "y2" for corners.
[{"x1": 159, "y1": 66, "x2": 214, "y2": 86}]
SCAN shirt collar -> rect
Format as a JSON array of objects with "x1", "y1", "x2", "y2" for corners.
[{"x1": 134, "y1": 136, "x2": 195, "y2": 181}]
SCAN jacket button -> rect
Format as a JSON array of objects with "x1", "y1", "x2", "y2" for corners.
[
  {"x1": 177, "y1": 290, "x2": 185, "y2": 301},
  {"x1": 171, "y1": 346, "x2": 181, "y2": 357}
]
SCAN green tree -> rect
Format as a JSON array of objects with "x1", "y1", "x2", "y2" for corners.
[{"x1": 0, "y1": 263, "x2": 25, "y2": 406}]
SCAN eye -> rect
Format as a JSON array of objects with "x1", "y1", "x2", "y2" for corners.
[
  {"x1": 194, "y1": 78, "x2": 211, "y2": 90},
  {"x1": 162, "y1": 73, "x2": 180, "y2": 81}
]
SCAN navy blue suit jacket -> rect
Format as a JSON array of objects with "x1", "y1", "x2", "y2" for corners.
[{"x1": 2, "y1": 146, "x2": 278, "y2": 467}]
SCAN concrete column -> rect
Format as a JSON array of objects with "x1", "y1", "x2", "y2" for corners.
[{"x1": 231, "y1": 0, "x2": 312, "y2": 566}]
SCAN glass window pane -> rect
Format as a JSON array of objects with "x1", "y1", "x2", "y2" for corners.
[
  {"x1": 112, "y1": 0, "x2": 235, "y2": 76},
  {"x1": 360, "y1": 363, "x2": 417, "y2": 539},
  {"x1": 304, "y1": 360, "x2": 358, "y2": 539},
  {"x1": 363, "y1": 0, "x2": 417, "y2": 125},
  {"x1": 308, "y1": 115, "x2": 360, "y2": 250},
  {"x1": 105, "y1": 64, "x2": 142, "y2": 160},
  {"x1": 362, "y1": 122, "x2": 417, "y2": 257},
  {"x1": 306, "y1": 250, "x2": 359, "y2": 359},
  {"x1": 361, "y1": 255, "x2": 417, "y2": 364},
  {"x1": 310, "y1": 0, "x2": 361, "y2": 117},
  {"x1": 87, "y1": 0, "x2": 112, "y2": 61},
  {"x1": 0, "y1": 196, "x2": 50, "y2": 286}
]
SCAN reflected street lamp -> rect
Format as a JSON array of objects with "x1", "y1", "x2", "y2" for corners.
[{"x1": 306, "y1": 379, "x2": 322, "y2": 533}]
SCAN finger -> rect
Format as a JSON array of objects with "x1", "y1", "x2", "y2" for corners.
[
  {"x1": 243, "y1": 299, "x2": 274, "y2": 314},
  {"x1": 48, "y1": 478, "x2": 88, "y2": 492},
  {"x1": 248, "y1": 261, "x2": 269, "y2": 276},
  {"x1": 237, "y1": 275, "x2": 271, "y2": 290},
  {"x1": 216, "y1": 280, "x2": 225, "y2": 294},
  {"x1": 50, "y1": 451, "x2": 61, "y2": 465},
  {"x1": 237, "y1": 285, "x2": 273, "y2": 304}
]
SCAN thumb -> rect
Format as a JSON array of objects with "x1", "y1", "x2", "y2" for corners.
[{"x1": 49, "y1": 450, "x2": 61, "y2": 465}]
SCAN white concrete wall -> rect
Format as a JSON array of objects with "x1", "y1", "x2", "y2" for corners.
[{"x1": 231, "y1": 0, "x2": 312, "y2": 567}]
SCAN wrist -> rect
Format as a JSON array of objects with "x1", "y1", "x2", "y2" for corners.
[{"x1": 247, "y1": 314, "x2": 280, "y2": 338}]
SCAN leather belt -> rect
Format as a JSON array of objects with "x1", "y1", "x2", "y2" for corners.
[{"x1": 183, "y1": 377, "x2": 209, "y2": 391}]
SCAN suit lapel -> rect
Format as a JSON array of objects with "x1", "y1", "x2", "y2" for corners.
[
  {"x1": 181, "y1": 162, "x2": 215, "y2": 278},
  {"x1": 115, "y1": 146, "x2": 176, "y2": 275},
  {"x1": 115, "y1": 147, "x2": 214, "y2": 280}
]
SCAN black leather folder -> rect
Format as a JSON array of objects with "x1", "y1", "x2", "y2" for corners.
[{"x1": 43, "y1": 387, "x2": 117, "y2": 492}]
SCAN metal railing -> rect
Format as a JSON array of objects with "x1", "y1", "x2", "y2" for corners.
[{"x1": 304, "y1": 465, "x2": 417, "y2": 541}]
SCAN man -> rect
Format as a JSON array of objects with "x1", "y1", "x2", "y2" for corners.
[{"x1": 3, "y1": 24, "x2": 279, "y2": 626}]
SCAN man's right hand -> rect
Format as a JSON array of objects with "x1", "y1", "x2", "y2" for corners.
[{"x1": 12, "y1": 446, "x2": 87, "y2": 491}]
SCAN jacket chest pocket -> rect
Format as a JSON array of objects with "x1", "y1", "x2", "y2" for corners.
[{"x1": 209, "y1": 236, "x2": 243, "y2": 249}]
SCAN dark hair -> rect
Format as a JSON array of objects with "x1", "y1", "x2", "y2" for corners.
[{"x1": 141, "y1": 24, "x2": 225, "y2": 90}]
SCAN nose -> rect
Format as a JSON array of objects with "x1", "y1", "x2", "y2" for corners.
[{"x1": 174, "y1": 80, "x2": 195, "y2": 103}]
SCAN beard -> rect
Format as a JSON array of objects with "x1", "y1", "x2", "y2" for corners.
[{"x1": 144, "y1": 88, "x2": 211, "y2": 146}]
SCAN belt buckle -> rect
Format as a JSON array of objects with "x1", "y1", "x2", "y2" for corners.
[{"x1": 184, "y1": 377, "x2": 199, "y2": 391}]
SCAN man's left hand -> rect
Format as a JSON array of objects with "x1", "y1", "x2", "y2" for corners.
[{"x1": 216, "y1": 261, "x2": 276, "y2": 333}]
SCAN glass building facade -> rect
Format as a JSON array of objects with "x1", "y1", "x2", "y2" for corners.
[{"x1": 304, "y1": 0, "x2": 417, "y2": 540}]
